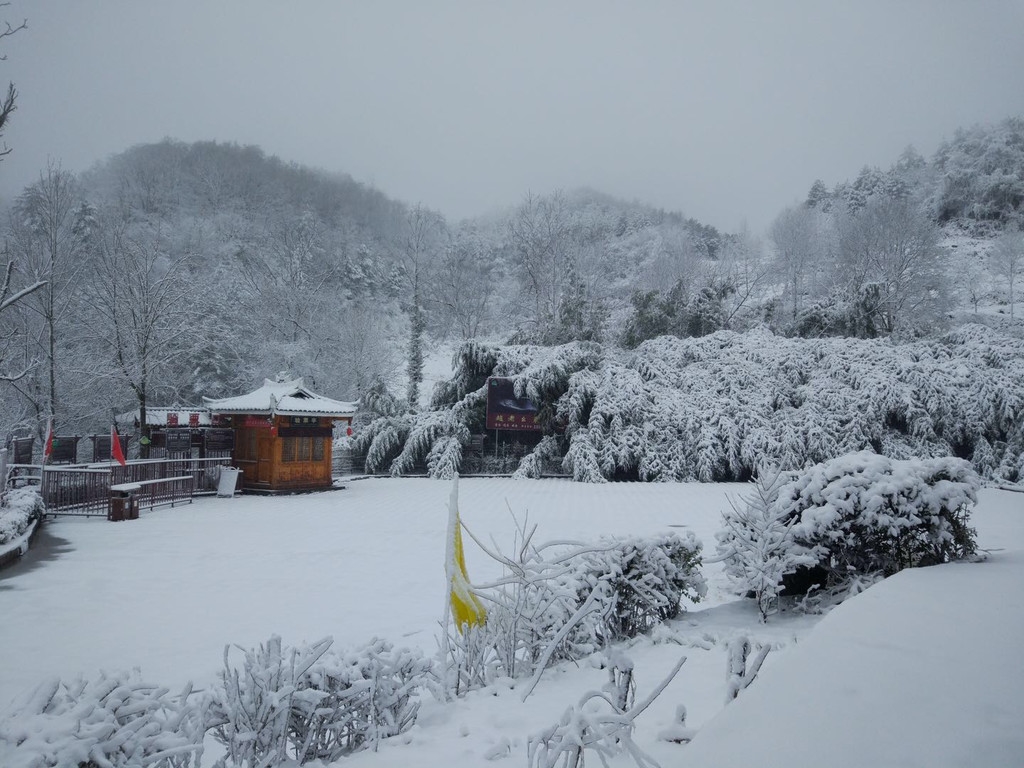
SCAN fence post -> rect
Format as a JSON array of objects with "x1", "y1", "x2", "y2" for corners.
[{"x1": 0, "y1": 447, "x2": 8, "y2": 494}]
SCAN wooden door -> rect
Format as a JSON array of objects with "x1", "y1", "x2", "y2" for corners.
[{"x1": 257, "y1": 437, "x2": 274, "y2": 484}]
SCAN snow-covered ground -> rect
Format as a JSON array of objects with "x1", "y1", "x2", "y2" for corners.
[{"x1": 0, "y1": 479, "x2": 1020, "y2": 767}]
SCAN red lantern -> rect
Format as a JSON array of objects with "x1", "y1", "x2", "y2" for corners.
[{"x1": 346, "y1": 426, "x2": 353, "y2": 437}]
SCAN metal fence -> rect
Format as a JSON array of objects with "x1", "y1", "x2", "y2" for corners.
[
  {"x1": 333, "y1": 434, "x2": 566, "y2": 477},
  {"x1": 38, "y1": 457, "x2": 232, "y2": 517}
]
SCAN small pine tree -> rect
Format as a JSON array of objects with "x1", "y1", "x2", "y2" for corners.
[{"x1": 716, "y1": 463, "x2": 814, "y2": 622}]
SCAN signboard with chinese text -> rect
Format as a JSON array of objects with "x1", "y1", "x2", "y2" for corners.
[
  {"x1": 91, "y1": 434, "x2": 129, "y2": 463},
  {"x1": 12, "y1": 437, "x2": 33, "y2": 464},
  {"x1": 50, "y1": 436, "x2": 79, "y2": 464},
  {"x1": 165, "y1": 429, "x2": 192, "y2": 453},
  {"x1": 204, "y1": 429, "x2": 235, "y2": 452},
  {"x1": 486, "y1": 377, "x2": 541, "y2": 431},
  {"x1": 242, "y1": 416, "x2": 274, "y2": 428}
]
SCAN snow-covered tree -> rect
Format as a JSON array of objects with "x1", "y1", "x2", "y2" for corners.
[
  {"x1": 989, "y1": 230, "x2": 1023, "y2": 321},
  {"x1": 399, "y1": 204, "x2": 446, "y2": 409},
  {"x1": 835, "y1": 195, "x2": 950, "y2": 336},
  {"x1": 717, "y1": 463, "x2": 816, "y2": 622},
  {"x1": 771, "y1": 205, "x2": 822, "y2": 321},
  {"x1": 84, "y1": 215, "x2": 199, "y2": 455},
  {"x1": 8, "y1": 162, "x2": 92, "y2": 432},
  {"x1": 379, "y1": 326, "x2": 1024, "y2": 482}
]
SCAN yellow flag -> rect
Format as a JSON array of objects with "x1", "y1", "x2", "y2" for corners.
[{"x1": 446, "y1": 475, "x2": 486, "y2": 632}]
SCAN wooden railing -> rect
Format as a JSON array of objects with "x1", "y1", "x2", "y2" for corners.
[{"x1": 40, "y1": 457, "x2": 232, "y2": 517}]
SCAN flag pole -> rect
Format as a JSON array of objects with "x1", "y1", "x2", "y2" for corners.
[{"x1": 441, "y1": 473, "x2": 459, "y2": 699}]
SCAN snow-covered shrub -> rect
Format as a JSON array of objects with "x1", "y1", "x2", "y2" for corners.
[
  {"x1": 449, "y1": 521, "x2": 704, "y2": 691},
  {"x1": 716, "y1": 464, "x2": 817, "y2": 622},
  {"x1": 512, "y1": 435, "x2": 561, "y2": 479},
  {"x1": 390, "y1": 409, "x2": 470, "y2": 477},
  {"x1": 0, "y1": 487, "x2": 44, "y2": 546},
  {"x1": 778, "y1": 452, "x2": 980, "y2": 591},
  {"x1": 209, "y1": 635, "x2": 432, "y2": 767},
  {"x1": 463, "y1": 520, "x2": 589, "y2": 681},
  {"x1": 354, "y1": 416, "x2": 410, "y2": 474},
  {"x1": 0, "y1": 672, "x2": 206, "y2": 768},
  {"x1": 209, "y1": 636, "x2": 332, "y2": 768},
  {"x1": 573, "y1": 532, "x2": 707, "y2": 642},
  {"x1": 381, "y1": 325, "x2": 1024, "y2": 482},
  {"x1": 289, "y1": 638, "x2": 431, "y2": 762},
  {"x1": 441, "y1": 621, "x2": 495, "y2": 697}
]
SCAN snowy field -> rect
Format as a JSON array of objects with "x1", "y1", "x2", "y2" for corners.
[{"x1": 1, "y1": 478, "x2": 1021, "y2": 767}]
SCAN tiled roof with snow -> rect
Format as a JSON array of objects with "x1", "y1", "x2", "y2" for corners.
[{"x1": 203, "y1": 376, "x2": 357, "y2": 418}]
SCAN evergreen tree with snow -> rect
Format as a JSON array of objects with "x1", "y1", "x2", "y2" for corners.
[{"x1": 717, "y1": 463, "x2": 814, "y2": 622}]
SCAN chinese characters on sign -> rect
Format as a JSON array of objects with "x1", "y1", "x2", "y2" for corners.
[
  {"x1": 485, "y1": 377, "x2": 542, "y2": 431},
  {"x1": 242, "y1": 416, "x2": 274, "y2": 428},
  {"x1": 165, "y1": 429, "x2": 192, "y2": 453}
]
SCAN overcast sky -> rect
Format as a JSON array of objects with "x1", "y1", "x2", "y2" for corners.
[{"x1": 1, "y1": 1, "x2": 1022, "y2": 233}]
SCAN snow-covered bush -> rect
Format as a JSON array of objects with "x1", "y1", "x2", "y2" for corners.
[
  {"x1": 448, "y1": 521, "x2": 704, "y2": 691},
  {"x1": 209, "y1": 636, "x2": 331, "y2": 768},
  {"x1": 354, "y1": 416, "x2": 411, "y2": 474},
  {"x1": 289, "y1": 638, "x2": 432, "y2": 762},
  {"x1": 460, "y1": 520, "x2": 593, "y2": 682},
  {"x1": 0, "y1": 487, "x2": 44, "y2": 547},
  {"x1": 716, "y1": 464, "x2": 816, "y2": 622},
  {"x1": 209, "y1": 635, "x2": 432, "y2": 767},
  {"x1": 0, "y1": 672, "x2": 206, "y2": 768},
  {"x1": 512, "y1": 435, "x2": 561, "y2": 479},
  {"x1": 777, "y1": 452, "x2": 980, "y2": 592},
  {"x1": 371, "y1": 325, "x2": 1024, "y2": 482},
  {"x1": 574, "y1": 532, "x2": 707, "y2": 642}
]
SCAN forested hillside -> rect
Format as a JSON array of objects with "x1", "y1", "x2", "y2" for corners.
[
  {"x1": 0, "y1": 140, "x2": 733, "y2": 442},
  {"x1": 0, "y1": 141, "x2": 410, "y2": 441},
  {"x1": 0, "y1": 114, "x2": 1022, "y2": 461}
]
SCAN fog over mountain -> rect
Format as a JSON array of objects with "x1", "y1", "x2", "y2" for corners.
[{"x1": 2, "y1": 1, "x2": 1023, "y2": 231}]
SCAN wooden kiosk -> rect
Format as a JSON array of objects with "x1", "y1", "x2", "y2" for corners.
[{"x1": 203, "y1": 375, "x2": 357, "y2": 493}]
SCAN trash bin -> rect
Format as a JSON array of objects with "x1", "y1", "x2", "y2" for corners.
[
  {"x1": 109, "y1": 492, "x2": 127, "y2": 522},
  {"x1": 110, "y1": 484, "x2": 141, "y2": 521},
  {"x1": 217, "y1": 467, "x2": 242, "y2": 498}
]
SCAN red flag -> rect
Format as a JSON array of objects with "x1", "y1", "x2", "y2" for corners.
[
  {"x1": 111, "y1": 424, "x2": 127, "y2": 466},
  {"x1": 43, "y1": 417, "x2": 54, "y2": 463}
]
